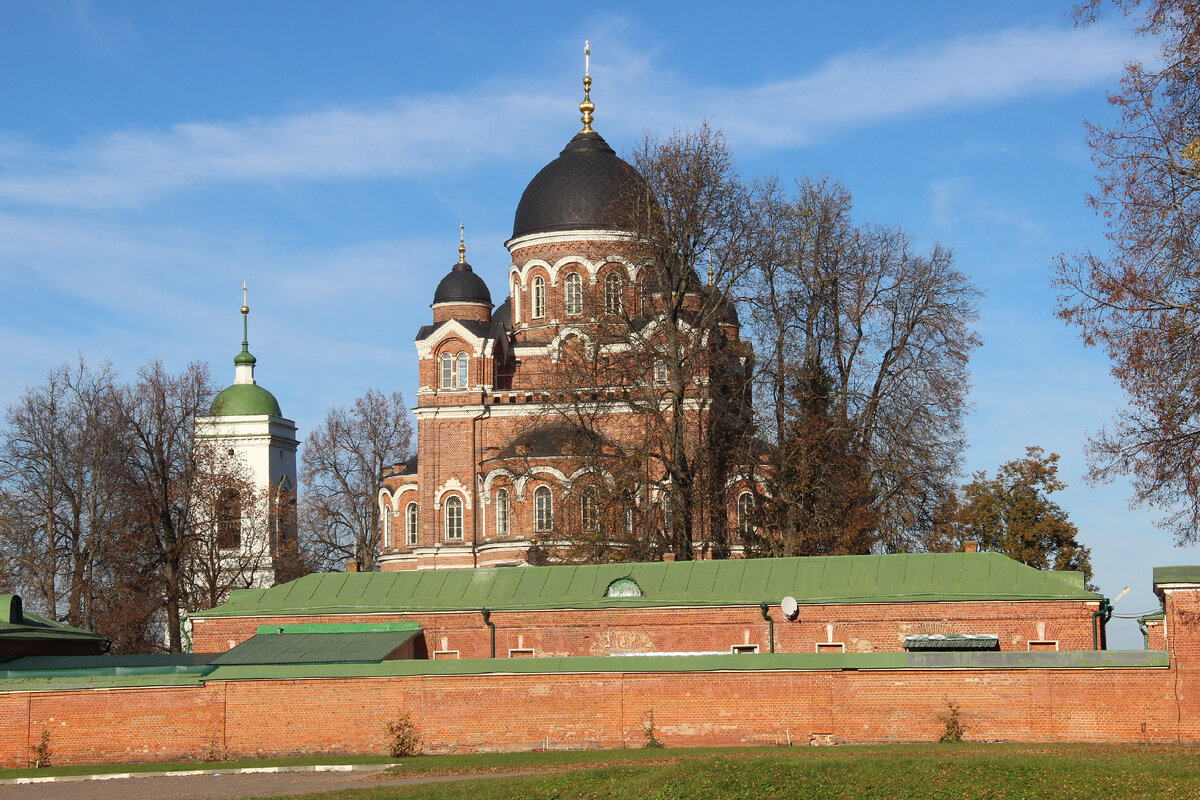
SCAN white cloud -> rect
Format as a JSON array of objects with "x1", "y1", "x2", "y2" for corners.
[
  {"x1": 0, "y1": 24, "x2": 1151, "y2": 209},
  {"x1": 689, "y1": 24, "x2": 1152, "y2": 149}
]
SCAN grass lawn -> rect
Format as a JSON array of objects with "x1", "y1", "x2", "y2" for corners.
[{"x1": 284, "y1": 743, "x2": 1200, "y2": 800}]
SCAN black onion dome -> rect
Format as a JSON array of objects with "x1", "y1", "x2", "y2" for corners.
[
  {"x1": 511, "y1": 131, "x2": 645, "y2": 240},
  {"x1": 432, "y1": 261, "x2": 493, "y2": 306}
]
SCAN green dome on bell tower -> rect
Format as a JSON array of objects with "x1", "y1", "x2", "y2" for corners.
[{"x1": 210, "y1": 283, "x2": 283, "y2": 418}]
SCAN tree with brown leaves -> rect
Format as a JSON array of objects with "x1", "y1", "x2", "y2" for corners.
[
  {"x1": 745, "y1": 177, "x2": 981, "y2": 554},
  {"x1": 1054, "y1": 0, "x2": 1200, "y2": 541},
  {"x1": 946, "y1": 447, "x2": 1093, "y2": 582}
]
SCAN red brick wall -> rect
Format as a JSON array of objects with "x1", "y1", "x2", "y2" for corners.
[
  {"x1": 190, "y1": 601, "x2": 1098, "y2": 656},
  {"x1": 0, "y1": 660, "x2": 1184, "y2": 768}
]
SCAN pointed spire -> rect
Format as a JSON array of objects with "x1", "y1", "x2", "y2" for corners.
[
  {"x1": 579, "y1": 40, "x2": 595, "y2": 134},
  {"x1": 233, "y1": 281, "x2": 257, "y2": 383},
  {"x1": 458, "y1": 222, "x2": 467, "y2": 264},
  {"x1": 707, "y1": 252, "x2": 715, "y2": 286}
]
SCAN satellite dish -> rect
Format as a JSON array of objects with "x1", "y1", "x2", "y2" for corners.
[{"x1": 780, "y1": 596, "x2": 799, "y2": 620}]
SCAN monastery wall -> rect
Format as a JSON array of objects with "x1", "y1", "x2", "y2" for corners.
[{"x1": 0, "y1": 653, "x2": 1184, "y2": 768}]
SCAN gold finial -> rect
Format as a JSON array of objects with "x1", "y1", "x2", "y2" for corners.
[
  {"x1": 458, "y1": 222, "x2": 467, "y2": 264},
  {"x1": 241, "y1": 281, "x2": 249, "y2": 315},
  {"x1": 707, "y1": 252, "x2": 714, "y2": 286},
  {"x1": 579, "y1": 40, "x2": 594, "y2": 133}
]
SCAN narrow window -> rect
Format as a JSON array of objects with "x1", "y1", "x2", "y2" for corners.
[
  {"x1": 382, "y1": 503, "x2": 392, "y2": 548},
  {"x1": 565, "y1": 272, "x2": 583, "y2": 315},
  {"x1": 622, "y1": 489, "x2": 634, "y2": 536},
  {"x1": 512, "y1": 280, "x2": 521, "y2": 324},
  {"x1": 457, "y1": 351, "x2": 469, "y2": 388},
  {"x1": 581, "y1": 488, "x2": 599, "y2": 532},
  {"x1": 655, "y1": 360, "x2": 668, "y2": 384},
  {"x1": 406, "y1": 501, "x2": 418, "y2": 546},
  {"x1": 534, "y1": 486, "x2": 553, "y2": 532},
  {"x1": 440, "y1": 352, "x2": 454, "y2": 389},
  {"x1": 604, "y1": 273, "x2": 623, "y2": 315},
  {"x1": 738, "y1": 491, "x2": 756, "y2": 538},
  {"x1": 533, "y1": 276, "x2": 546, "y2": 319},
  {"x1": 496, "y1": 488, "x2": 510, "y2": 537},
  {"x1": 662, "y1": 492, "x2": 674, "y2": 536},
  {"x1": 217, "y1": 489, "x2": 242, "y2": 550},
  {"x1": 445, "y1": 495, "x2": 464, "y2": 541}
]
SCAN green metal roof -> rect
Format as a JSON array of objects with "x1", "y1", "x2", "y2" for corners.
[
  {"x1": 210, "y1": 383, "x2": 282, "y2": 417},
  {"x1": 209, "y1": 628, "x2": 421, "y2": 666},
  {"x1": 1153, "y1": 565, "x2": 1200, "y2": 591},
  {"x1": 193, "y1": 552, "x2": 1099, "y2": 619},
  {"x1": 0, "y1": 596, "x2": 110, "y2": 646}
]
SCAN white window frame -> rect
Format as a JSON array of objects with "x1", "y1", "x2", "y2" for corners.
[
  {"x1": 445, "y1": 495, "x2": 464, "y2": 541},
  {"x1": 440, "y1": 352, "x2": 454, "y2": 389},
  {"x1": 581, "y1": 488, "x2": 599, "y2": 532},
  {"x1": 457, "y1": 350, "x2": 469, "y2": 388},
  {"x1": 604, "y1": 273, "x2": 623, "y2": 315},
  {"x1": 532, "y1": 276, "x2": 546, "y2": 319},
  {"x1": 406, "y1": 501, "x2": 418, "y2": 546},
  {"x1": 737, "y1": 491, "x2": 756, "y2": 537},
  {"x1": 496, "y1": 488, "x2": 510, "y2": 537},
  {"x1": 534, "y1": 485, "x2": 553, "y2": 532},
  {"x1": 564, "y1": 272, "x2": 583, "y2": 316},
  {"x1": 382, "y1": 504, "x2": 392, "y2": 548},
  {"x1": 512, "y1": 280, "x2": 521, "y2": 324},
  {"x1": 655, "y1": 360, "x2": 667, "y2": 383}
]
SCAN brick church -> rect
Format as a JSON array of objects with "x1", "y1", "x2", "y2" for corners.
[{"x1": 378, "y1": 66, "x2": 750, "y2": 571}]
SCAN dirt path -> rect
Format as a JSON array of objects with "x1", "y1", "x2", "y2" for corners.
[{"x1": 1, "y1": 766, "x2": 545, "y2": 800}]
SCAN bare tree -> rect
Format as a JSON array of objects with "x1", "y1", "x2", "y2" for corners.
[
  {"x1": 0, "y1": 359, "x2": 131, "y2": 630},
  {"x1": 745, "y1": 176, "x2": 981, "y2": 553},
  {"x1": 300, "y1": 389, "x2": 413, "y2": 572},
  {"x1": 1054, "y1": 0, "x2": 1200, "y2": 541},
  {"x1": 117, "y1": 360, "x2": 216, "y2": 652}
]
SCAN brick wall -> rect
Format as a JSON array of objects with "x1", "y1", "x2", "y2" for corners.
[
  {"x1": 190, "y1": 600, "x2": 1098, "y2": 656},
  {"x1": 0, "y1": 659, "x2": 1184, "y2": 768}
]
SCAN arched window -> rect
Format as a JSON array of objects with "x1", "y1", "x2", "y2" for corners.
[
  {"x1": 581, "y1": 487, "x2": 599, "y2": 532},
  {"x1": 382, "y1": 503, "x2": 392, "y2": 548},
  {"x1": 534, "y1": 485, "x2": 553, "y2": 532},
  {"x1": 445, "y1": 495, "x2": 464, "y2": 541},
  {"x1": 440, "y1": 352, "x2": 454, "y2": 389},
  {"x1": 457, "y1": 351, "x2": 469, "y2": 388},
  {"x1": 622, "y1": 489, "x2": 634, "y2": 536},
  {"x1": 512, "y1": 280, "x2": 521, "y2": 324},
  {"x1": 564, "y1": 272, "x2": 583, "y2": 315},
  {"x1": 662, "y1": 491, "x2": 675, "y2": 536},
  {"x1": 737, "y1": 491, "x2": 756, "y2": 538},
  {"x1": 655, "y1": 360, "x2": 668, "y2": 384},
  {"x1": 496, "y1": 488, "x2": 510, "y2": 537},
  {"x1": 217, "y1": 489, "x2": 242, "y2": 550},
  {"x1": 532, "y1": 276, "x2": 546, "y2": 318},
  {"x1": 604, "y1": 273, "x2": 623, "y2": 315},
  {"x1": 406, "y1": 501, "x2": 418, "y2": 546}
]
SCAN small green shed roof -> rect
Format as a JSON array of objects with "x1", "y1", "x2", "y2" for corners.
[
  {"x1": 0, "y1": 595, "x2": 110, "y2": 647},
  {"x1": 209, "y1": 628, "x2": 421, "y2": 666},
  {"x1": 192, "y1": 552, "x2": 1099, "y2": 619}
]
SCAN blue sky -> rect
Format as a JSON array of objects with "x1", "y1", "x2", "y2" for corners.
[{"x1": 0, "y1": 1, "x2": 1187, "y2": 646}]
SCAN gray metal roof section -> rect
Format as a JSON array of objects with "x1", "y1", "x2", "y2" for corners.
[{"x1": 193, "y1": 552, "x2": 1100, "y2": 619}]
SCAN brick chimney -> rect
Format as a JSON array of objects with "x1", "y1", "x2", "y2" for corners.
[{"x1": 964, "y1": 540, "x2": 979, "y2": 553}]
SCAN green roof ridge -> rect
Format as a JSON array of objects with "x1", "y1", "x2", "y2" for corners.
[{"x1": 192, "y1": 552, "x2": 1102, "y2": 619}]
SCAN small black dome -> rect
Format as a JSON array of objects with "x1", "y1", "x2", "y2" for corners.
[
  {"x1": 432, "y1": 261, "x2": 493, "y2": 306},
  {"x1": 511, "y1": 131, "x2": 645, "y2": 240}
]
